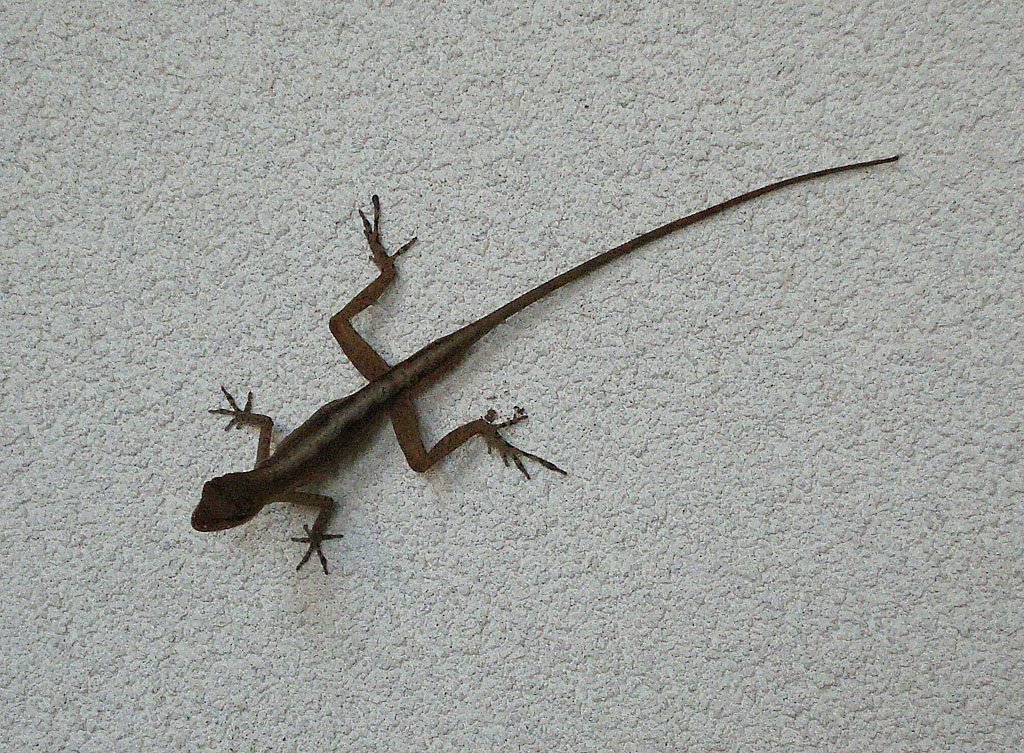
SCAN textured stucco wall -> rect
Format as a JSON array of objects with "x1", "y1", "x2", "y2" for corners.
[{"x1": 3, "y1": 2, "x2": 1021, "y2": 751}]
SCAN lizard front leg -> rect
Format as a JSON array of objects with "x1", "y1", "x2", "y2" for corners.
[
  {"x1": 281, "y1": 492, "x2": 343, "y2": 574},
  {"x1": 209, "y1": 387, "x2": 274, "y2": 468}
]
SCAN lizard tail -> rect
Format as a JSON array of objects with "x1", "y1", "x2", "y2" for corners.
[{"x1": 453, "y1": 154, "x2": 899, "y2": 346}]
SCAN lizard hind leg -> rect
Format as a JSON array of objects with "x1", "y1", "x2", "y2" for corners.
[
  {"x1": 482, "y1": 406, "x2": 567, "y2": 480},
  {"x1": 329, "y1": 194, "x2": 417, "y2": 382},
  {"x1": 390, "y1": 398, "x2": 567, "y2": 480}
]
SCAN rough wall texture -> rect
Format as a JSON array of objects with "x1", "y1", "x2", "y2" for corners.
[{"x1": 2, "y1": 1, "x2": 1021, "y2": 751}]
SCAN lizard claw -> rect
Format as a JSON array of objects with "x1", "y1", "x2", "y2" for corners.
[
  {"x1": 209, "y1": 386, "x2": 258, "y2": 431},
  {"x1": 291, "y1": 524, "x2": 344, "y2": 574},
  {"x1": 393, "y1": 235, "x2": 417, "y2": 259},
  {"x1": 483, "y1": 407, "x2": 567, "y2": 480}
]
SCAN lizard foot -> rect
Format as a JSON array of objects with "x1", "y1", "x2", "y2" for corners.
[
  {"x1": 483, "y1": 406, "x2": 567, "y2": 480},
  {"x1": 359, "y1": 194, "x2": 416, "y2": 270},
  {"x1": 209, "y1": 386, "x2": 264, "y2": 431},
  {"x1": 291, "y1": 524, "x2": 345, "y2": 574}
]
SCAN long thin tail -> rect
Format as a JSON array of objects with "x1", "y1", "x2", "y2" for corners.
[{"x1": 456, "y1": 155, "x2": 898, "y2": 345}]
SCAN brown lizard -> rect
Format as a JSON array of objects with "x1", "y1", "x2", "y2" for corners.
[{"x1": 192, "y1": 155, "x2": 899, "y2": 573}]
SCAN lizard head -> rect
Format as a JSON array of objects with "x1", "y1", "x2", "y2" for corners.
[{"x1": 192, "y1": 472, "x2": 263, "y2": 532}]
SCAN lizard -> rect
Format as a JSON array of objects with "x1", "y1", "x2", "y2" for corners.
[{"x1": 191, "y1": 154, "x2": 899, "y2": 573}]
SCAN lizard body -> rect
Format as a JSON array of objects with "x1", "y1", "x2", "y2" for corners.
[{"x1": 192, "y1": 155, "x2": 899, "y2": 572}]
